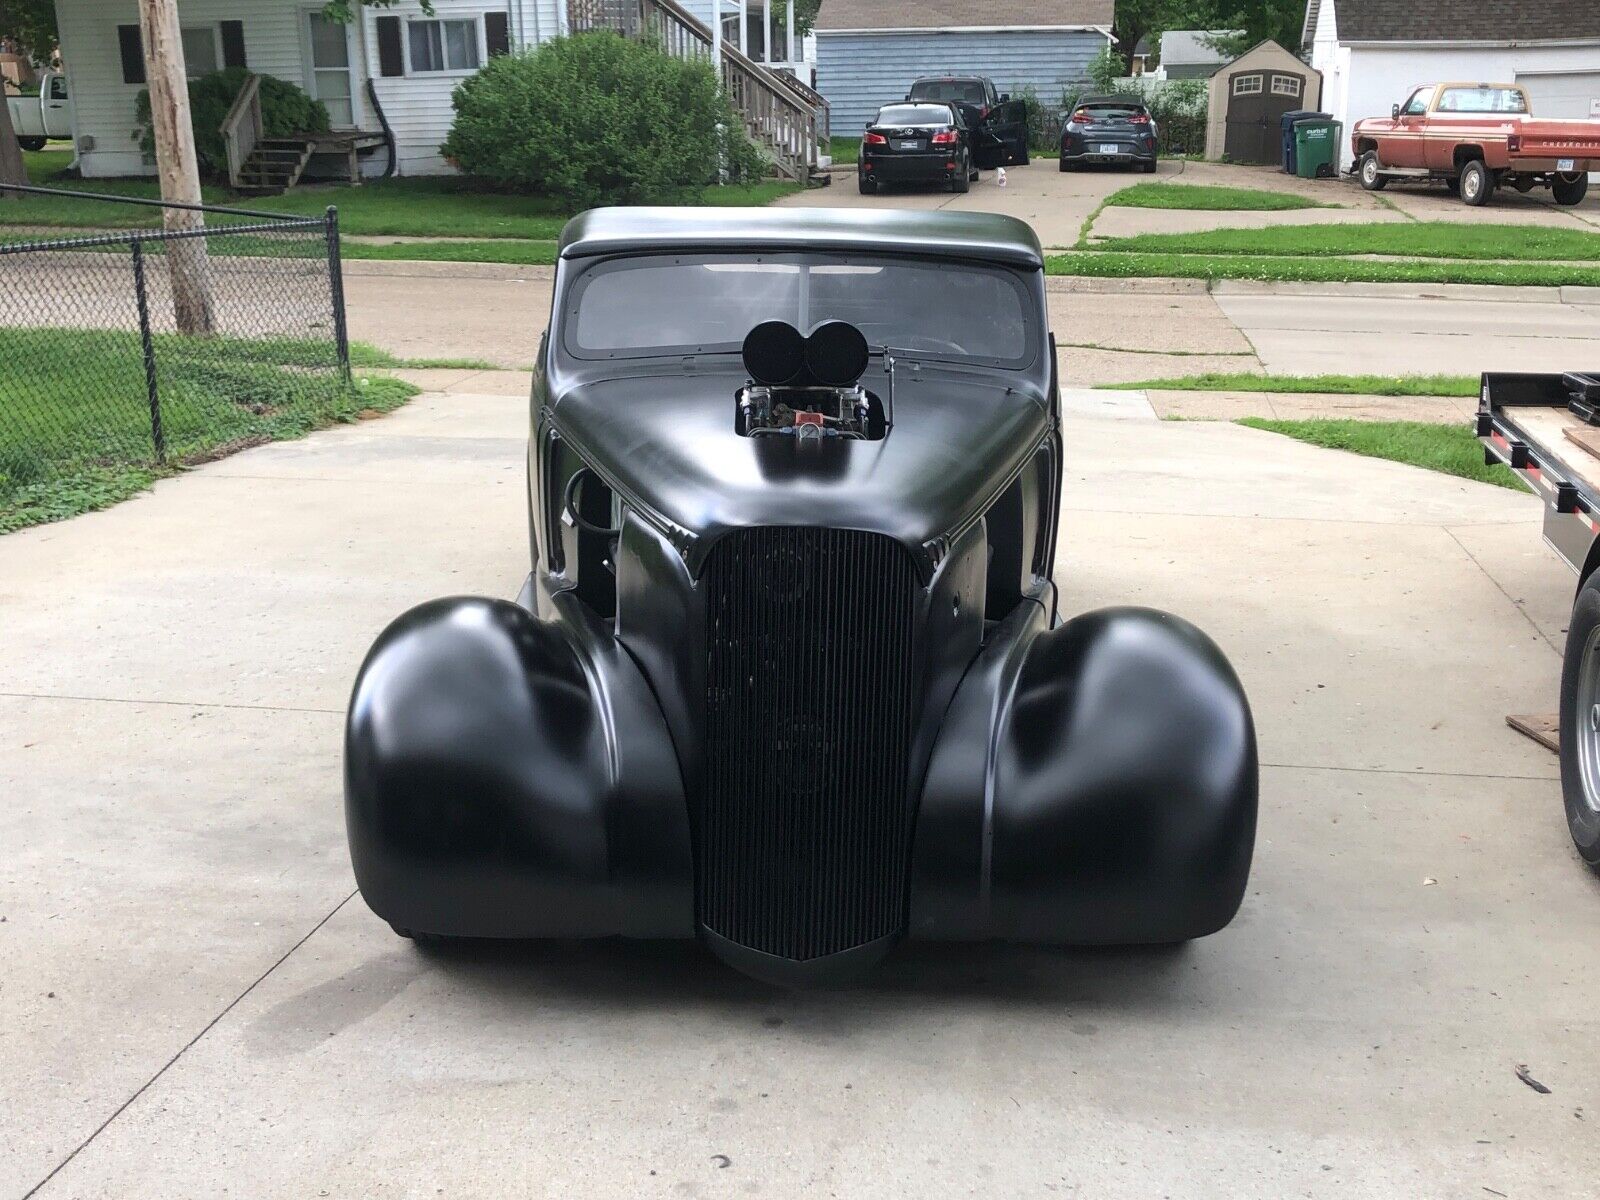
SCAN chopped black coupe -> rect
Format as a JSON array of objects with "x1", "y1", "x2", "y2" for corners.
[
  {"x1": 858, "y1": 102, "x2": 979, "y2": 194},
  {"x1": 1060, "y1": 95, "x2": 1160, "y2": 172},
  {"x1": 346, "y1": 208, "x2": 1258, "y2": 987}
]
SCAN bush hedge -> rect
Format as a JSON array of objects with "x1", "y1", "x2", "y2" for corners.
[
  {"x1": 136, "y1": 68, "x2": 329, "y2": 176},
  {"x1": 443, "y1": 32, "x2": 765, "y2": 209}
]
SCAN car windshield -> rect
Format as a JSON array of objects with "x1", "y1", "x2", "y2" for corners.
[
  {"x1": 875, "y1": 104, "x2": 953, "y2": 127},
  {"x1": 565, "y1": 254, "x2": 1034, "y2": 368},
  {"x1": 1437, "y1": 87, "x2": 1527, "y2": 114},
  {"x1": 910, "y1": 80, "x2": 986, "y2": 105}
]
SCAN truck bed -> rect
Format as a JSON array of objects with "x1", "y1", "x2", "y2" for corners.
[{"x1": 1479, "y1": 372, "x2": 1600, "y2": 573}]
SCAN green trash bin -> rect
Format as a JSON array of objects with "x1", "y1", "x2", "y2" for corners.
[{"x1": 1294, "y1": 119, "x2": 1342, "y2": 179}]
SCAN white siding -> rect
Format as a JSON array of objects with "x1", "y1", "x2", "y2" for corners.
[
  {"x1": 816, "y1": 28, "x2": 1111, "y2": 136},
  {"x1": 53, "y1": 0, "x2": 562, "y2": 179},
  {"x1": 55, "y1": 0, "x2": 309, "y2": 178}
]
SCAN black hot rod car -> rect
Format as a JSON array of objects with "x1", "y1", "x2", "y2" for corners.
[{"x1": 346, "y1": 208, "x2": 1258, "y2": 987}]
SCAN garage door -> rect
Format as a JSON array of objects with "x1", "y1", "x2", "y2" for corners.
[{"x1": 1516, "y1": 71, "x2": 1600, "y2": 119}]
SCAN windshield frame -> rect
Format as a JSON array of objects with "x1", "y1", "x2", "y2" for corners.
[{"x1": 558, "y1": 250, "x2": 1040, "y2": 372}]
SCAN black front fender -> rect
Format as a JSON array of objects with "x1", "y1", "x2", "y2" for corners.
[
  {"x1": 345, "y1": 595, "x2": 694, "y2": 939},
  {"x1": 913, "y1": 605, "x2": 1257, "y2": 944}
]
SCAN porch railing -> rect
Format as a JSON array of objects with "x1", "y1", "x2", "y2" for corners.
[{"x1": 220, "y1": 72, "x2": 264, "y2": 191}]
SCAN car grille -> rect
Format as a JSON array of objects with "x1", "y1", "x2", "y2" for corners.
[{"x1": 699, "y1": 527, "x2": 920, "y2": 961}]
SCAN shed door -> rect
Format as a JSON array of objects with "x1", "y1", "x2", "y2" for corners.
[{"x1": 1224, "y1": 71, "x2": 1303, "y2": 164}]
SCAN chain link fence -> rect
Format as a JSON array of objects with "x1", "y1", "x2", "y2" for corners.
[{"x1": 0, "y1": 185, "x2": 353, "y2": 528}]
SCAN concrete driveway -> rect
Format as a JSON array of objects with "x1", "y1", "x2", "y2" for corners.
[
  {"x1": 788, "y1": 158, "x2": 1600, "y2": 246},
  {"x1": 4, "y1": 385, "x2": 1599, "y2": 1197}
]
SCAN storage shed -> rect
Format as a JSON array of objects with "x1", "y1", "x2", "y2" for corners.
[
  {"x1": 1204, "y1": 40, "x2": 1323, "y2": 163},
  {"x1": 814, "y1": 0, "x2": 1114, "y2": 137}
]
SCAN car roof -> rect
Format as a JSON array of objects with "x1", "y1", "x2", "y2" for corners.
[
  {"x1": 911, "y1": 75, "x2": 989, "y2": 84},
  {"x1": 559, "y1": 207, "x2": 1045, "y2": 269}
]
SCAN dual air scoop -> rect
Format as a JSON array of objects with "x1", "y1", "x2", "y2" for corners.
[{"x1": 742, "y1": 320, "x2": 870, "y2": 389}]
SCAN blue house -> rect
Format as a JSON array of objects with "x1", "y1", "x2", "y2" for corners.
[{"x1": 814, "y1": 0, "x2": 1115, "y2": 135}]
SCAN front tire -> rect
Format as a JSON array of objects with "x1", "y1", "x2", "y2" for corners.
[
  {"x1": 1460, "y1": 159, "x2": 1494, "y2": 207},
  {"x1": 1358, "y1": 151, "x2": 1387, "y2": 190},
  {"x1": 1554, "y1": 173, "x2": 1590, "y2": 207},
  {"x1": 1014, "y1": 137, "x2": 1030, "y2": 166},
  {"x1": 1560, "y1": 572, "x2": 1600, "y2": 869}
]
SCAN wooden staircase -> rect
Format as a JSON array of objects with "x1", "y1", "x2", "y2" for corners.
[
  {"x1": 234, "y1": 138, "x2": 314, "y2": 194},
  {"x1": 569, "y1": 0, "x2": 831, "y2": 184}
]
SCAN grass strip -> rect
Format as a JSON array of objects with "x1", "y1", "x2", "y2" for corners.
[
  {"x1": 1045, "y1": 250, "x2": 1600, "y2": 288},
  {"x1": 1237, "y1": 418, "x2": 1517, "y2": 488},
  {"x1": 1092, "y1": 221, "x2": 1600, "y2": 262},
  {"x1": 1104, "y1": 182, "x2": 1334, "y2": 211},
  {"x1": 1101, "y1": 372, "x2": 1478, "y2": 396}
]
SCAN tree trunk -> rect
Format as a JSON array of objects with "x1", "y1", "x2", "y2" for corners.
[
  {"x1": 139, "y1": 0, "x2": 215, "y2": 335},
  {"x1": 0, "y1": 87, "x2": 27, "y2": 202}
]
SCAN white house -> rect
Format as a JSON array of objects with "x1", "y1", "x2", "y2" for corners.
[
  {"x1": 52, "y1": 0, "x2": 803, "y2": 179},
  {"x1": 1306, "y1": 0, "x2": 1600, "y2": 172}
]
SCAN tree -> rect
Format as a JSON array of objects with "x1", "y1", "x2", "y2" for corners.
[
  {"x1": 0, "y1": 0, "x2": 60, "y2": 199},
  {"x1": 1203, "y1": 0, "x2": 1309, "y2": 59},
  {"x1": 1112, "y1": 0, "x2": 1221, "y2": 75}
]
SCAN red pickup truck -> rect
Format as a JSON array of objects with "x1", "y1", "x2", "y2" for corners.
[{"x1": 1351, "y1": 82, "x2": 1600, "y2": 207}]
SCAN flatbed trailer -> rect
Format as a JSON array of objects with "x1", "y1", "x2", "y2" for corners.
[{"x1": 1479, "y1": 370, "x2": 1600, "y2": 869}]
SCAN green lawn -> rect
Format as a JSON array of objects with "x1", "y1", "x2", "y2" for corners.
[
  {"x1": 1104, "y1": 182, "x2": 1334, "y2": 211},
  {"x1": 1237, "y1": 418, "x2": 1518, "y2": 489},
  {"x1": 0, "y1": 326, "x2": 417, "y2": 532},
  {"x1": 1102, "y1": 372, "x2": 1480, "y2": 397},
  {"x1": 1094, "y1": 221, "x2": 1600, "y2": 262},
  {"x1": 5, "y1": 149, "x2": 798, "y2": 239},
  {"x1": 829, "y1": 137, "x2": 860, "y2": 166},
  {"x1": 342, "y1": 238, "x2": 559, "y2": 265},
  {"x1": 1045, "y1": 250, "x2": 1600, "y2": 288}
]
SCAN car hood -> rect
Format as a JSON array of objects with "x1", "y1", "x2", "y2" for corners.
[{"x1": 548, "y1": 361, "x2": 1050, "y2": 573}]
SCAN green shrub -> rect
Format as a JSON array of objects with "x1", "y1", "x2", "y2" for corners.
[
  {"x1": 136, "y1": 68, "x2": 329, "y2": 176},
  {"x1": 442, "y1": 32, "x2": 765, "y2": 209}
]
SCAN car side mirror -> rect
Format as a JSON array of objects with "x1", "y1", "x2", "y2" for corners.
[
  {"x1": 1000, "y1": 92, "x2": 1010, "y2": 103},
  {"x1": 1392, "y1": 103, "x2": 1401, "y2": 119}
]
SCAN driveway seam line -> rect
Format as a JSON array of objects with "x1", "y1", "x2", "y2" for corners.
[
  {"x1": 0, "y1": 691, "x2": 342, "y2": 715},
  {"x1": 1261, "y1": 760, "x2": 1555, "y2": 780},
  {"x1": 21, "y1": 890, "x2": 358, "y2": 1199},
  {"x1": 1443, "y1": 526, "x2": 1563, "y2": 657}
]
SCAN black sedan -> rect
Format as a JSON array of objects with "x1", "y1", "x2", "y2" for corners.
[
  {"x1": 858, "y1": 102, "x2": 979, "y2": 195},
  {"x1": 1060, "y1": 96, "x2": 1159, "y2": 173}
]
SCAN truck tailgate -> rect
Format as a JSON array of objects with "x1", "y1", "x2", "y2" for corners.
[{"x1": 1514, "y1": 120, "x2": 1600, "y2": 161}]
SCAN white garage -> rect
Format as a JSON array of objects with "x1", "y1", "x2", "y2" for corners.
[{"x1": 1305, "y1": 0, "x2": 1600, "y2": 172}]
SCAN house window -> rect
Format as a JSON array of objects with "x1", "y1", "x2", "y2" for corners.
[
  {"x1": 1271, "y1": 74, "x2": 1301, "y2": 98},
  {"x1": 407, "y1": 19, "x2": 480, "y2": 73},
  {"x1": 1232, "y1": 73, "x2": 1263, "y2": 96},
  {"x1": 181, "y1": 26, "x2": 220, "y2": 77}
]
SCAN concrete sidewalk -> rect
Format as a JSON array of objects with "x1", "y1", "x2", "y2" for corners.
[{"x1": 3, "y1": 387, "x2": 1598, "y2": 1197}]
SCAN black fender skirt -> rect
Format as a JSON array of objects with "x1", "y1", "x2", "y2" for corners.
[{"x1": 346, "y1": 597, "x2": 1256, "y2": 952}]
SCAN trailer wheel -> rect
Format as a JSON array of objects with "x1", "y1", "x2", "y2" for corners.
[
  {"x1": 1553, "y1": 173, "x2": 1589, "y2": 207},
  {"x1": 1459, "y1": 159, "x2": 1494, "y2": 207},
  {"x1": 1559, "y1": 572, "x2": 1600, "y2": 869}
]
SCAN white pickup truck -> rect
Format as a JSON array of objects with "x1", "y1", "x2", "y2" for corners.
[{"x1": 7, "y1": 71, "x2": 71, "y2": 151}]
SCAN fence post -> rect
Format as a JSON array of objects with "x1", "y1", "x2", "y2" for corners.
[
  {"x1": 130, "y1": 237, "x2": 165, "y2": 464},
  {"x1": 325, "y1": 206, "x2": 352, "y2": 385}
]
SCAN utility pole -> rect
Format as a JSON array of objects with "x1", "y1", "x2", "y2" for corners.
[{"x1": 138, "y1": 0, "x2": 214, "y2": 334}]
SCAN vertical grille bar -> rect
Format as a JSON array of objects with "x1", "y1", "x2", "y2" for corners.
[{"x1": 699, "y1": 528, "x2": 920, "y2": 960}]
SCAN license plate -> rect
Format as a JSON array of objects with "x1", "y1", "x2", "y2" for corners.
[
  {"x1": 1559, "y1": 158, "x2": 1576, "y2": 172},
  {"x1": 895, "y1": 140, "x2": 920, "y2": 151},
  {"x1": 1099, "y1": 143, "x2": 1122, "y2": 155}
]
